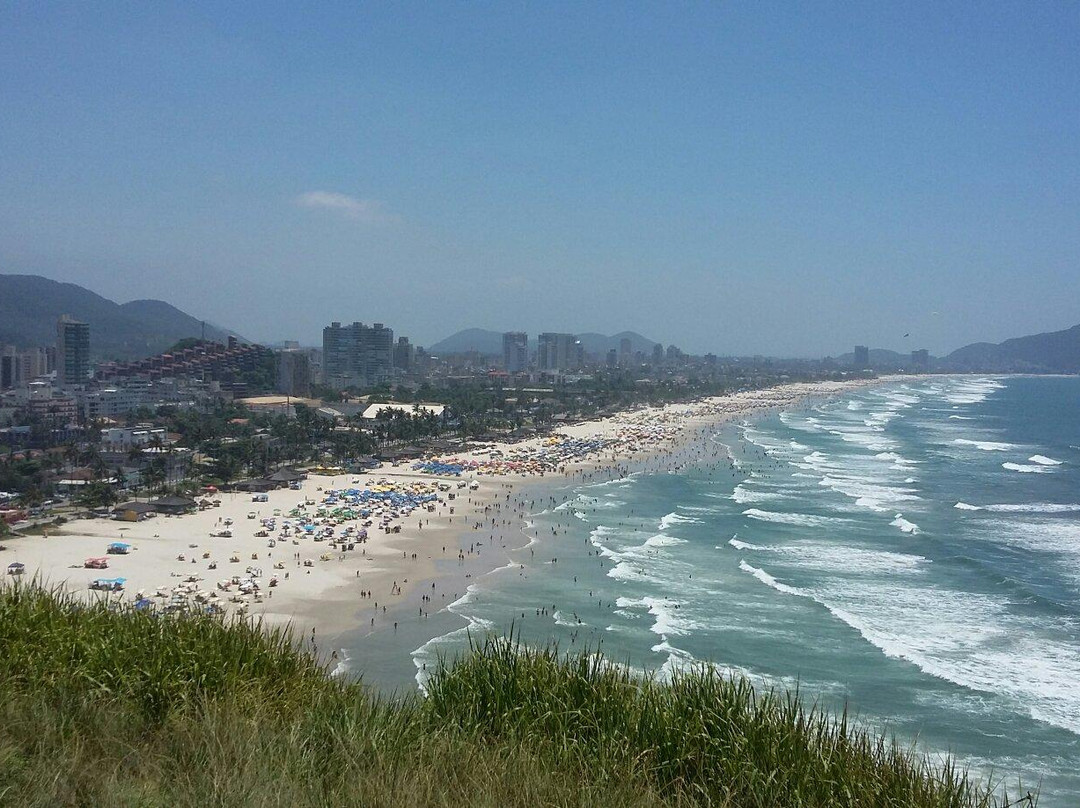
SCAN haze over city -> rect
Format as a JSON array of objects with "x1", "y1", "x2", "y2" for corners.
[{"x1": 2, "y1": 3, "x2": 1078, "y2": 356}]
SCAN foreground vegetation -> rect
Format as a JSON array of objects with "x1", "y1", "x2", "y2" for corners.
[{"x1": 0, "y1": 585, "x2": 1030, "y2": 807}]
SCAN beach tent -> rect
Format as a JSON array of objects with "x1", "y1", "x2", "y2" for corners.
[
  {"x1": 7, "y1": 562, "x2": 25, "y2": 575},
  {"x1": 107, "y1": 542, "x2": 131, "y2": 554}
]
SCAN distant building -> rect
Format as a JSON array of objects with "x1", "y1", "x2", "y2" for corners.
[
  {"x1": 393, "y1": 337, "x2": 415, "y2": 373},
  {"x1": 502, "y1": 332, "x2": 528, "y2": 373},
  {"x1": 537, "y1": 333, "x2": 584, "y2": 372},
  {"x1": 606, "y1": 348, "x2": 618, "y2": 368},
  {"x1": 1, "y1": 345, "x2": 53, "y2": 389},
  {"x1": 854, "y1": 345, "x2": 870, "y2": 370},
  {"x1": 665, "y1": 344, "x2": 683, "y2": 363},
  {"x1": 25, "y1": 382, "x2": 78, "y2": 425},
  {"x1": 57, "y1": 315, "x2": 90, "y2": 387},
  {"x1": 911, "y1": 349, "x2": 930, "y2": 372},
  {"x1": 652, "y1": 343, "x2": 664, "y2": 366},
  {"x1": 322, "y1": 321, "x2": 394, "y2": 390},
  {"x1": 78, "y1": 386, "x2": 146, "y2": 420},
  {"x1": 619, "y1": 337, "x2": 632, "y2": 367},
  {"x1": 277, "y1": 349, "x2": 312, "y2": 397},
  {"x1": 0, "y1": 346, "x2": 16, "y2": 390}
]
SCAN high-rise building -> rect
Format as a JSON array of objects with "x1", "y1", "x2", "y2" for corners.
[
  {"x1": 606, "y1": 348, "x2": 618, "y2": 368},
  {"x1": 0, "y1": 346, "x2": 16, "y2": 390},
  {"x1": 57, "y1": 315, "x2": 90, "y2": 387},
  {"x1": 537, "y1": 333, "x2": 583, "y2": 372},
  {"x1": 911, "y1": 349, "x2": 930, "y2": 372},
  {"x1": 277, "y1": 350, "x2": 312, "y2": 397},
  {"x1": 322, "y1": 321, "x2": 394, "y2": 389},
  {"x1": 652, "y1": 342, "x2": 664, "y2": 366},
  {"x1": 854, "y1": 345, "x2": 870, "y2": 370},
  {"x1": 393, "y1": 337, "x2": 415, "y2": 372},
  {"x1": 502, "y1": 332, "x2": 528, "y2": 373},
  {"x1": 1, "y1": 345, "x2": 59, "y2": 390},
  {"x1": 618, "y1": 337, "x2": 632, "y2": 367}
]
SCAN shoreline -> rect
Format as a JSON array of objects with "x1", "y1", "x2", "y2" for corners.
[
  {"x1": 1, "y1": 374, "x2": 913, "y2": 666},
  {"x1": 345, "y1": 374, "x2": 919, "y2": 687}
]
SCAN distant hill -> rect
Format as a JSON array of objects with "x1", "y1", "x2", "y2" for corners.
[
  {"x1": 429, "y1": 328, "x2": 659, "y2": 358},
  {"x1": 576, "y1": 331, "x2": 658, "y2": 357},
  {"x1": 945, "y1": 323, "x2": 1080, "y2": 372},
  {"x1": 428, "y1": 329, "x2": 505, "y2": 356},
  {"x1": 0, "y1": 274, "x2": 241, "y2": 361}
]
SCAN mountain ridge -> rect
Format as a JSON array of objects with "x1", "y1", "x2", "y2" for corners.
[
  {"x1": 0, "y1": 273, "x2": 241, "y2": 361},
  {"x1": 944, "y1": 322, "x2": 1080, "y2": 372}
]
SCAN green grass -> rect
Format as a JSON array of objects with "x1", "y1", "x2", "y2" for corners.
[{"x1": 0, "y1": 584, "x2": 1033, "y2": 807}]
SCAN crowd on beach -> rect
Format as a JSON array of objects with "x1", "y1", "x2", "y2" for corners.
[{"x1": 4, "y1": 377, "x2": 884, "y2": 659}]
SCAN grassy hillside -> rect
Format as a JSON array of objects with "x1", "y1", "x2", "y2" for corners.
[{"x1": 0, "y1": 585, "x2": 1027, "y2": 807}]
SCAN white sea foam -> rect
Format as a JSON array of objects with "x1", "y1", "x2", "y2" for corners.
[
  {"x1": 818, "y1": 586, "x2": 1080, "y2": 737},
  {"x1": 553, "y1": 610, "x2": 582, "y2": 627},
  {"x1": 742, "y1": 548, "x2": 1080, "y2": 737},
  {"x1": 608, "y1": 561, "x2": 654, "y2": 582},
  {"x1": 642, "y1": 533, "x2": 688, "y2": 549},
  {"x1": 890, "y1": 514, "x2": 920, "y2": 534},
  {"x1": 943, "y1": 378, "x2": 1004, "y2": 405},
  {"x1": 874, "y1": 451, "x2": 918, "y2": 470},
  {"x1": 954, "y1": 438, "x2": 1015, "y2": 452},
  {"x1": 984, "y1": 503, "x2": 1080, "y2": 514},
  {"x1": 616, "y1": 595, "x2": 697, "y2": 638},
  {"x1": 816, "y1": 475, "x2": 920, "y2": 512},
  {"x1": 654, "y1": 640, "x2": 697, "y2": 682},
  {"x1": 782, "y1": 544, "x2": 926, "y2": 574},
  {"x1": 738, "y1": 560, "x2": 807, "y2": 597},
  {"x1": 588, "y1": 526, "x2": 625, "y2": 561},
  {"x1": 659, "y1": 511, "x2": 698, "y2": 530},
  {"x1": 742, "y1": 508, "x2": 849, "y2": 528},
  {"x1": 1029, "y1": 455, "x2": 1063, "y2": 466},
  {"x1": 954, "y1": 502, "x2": 982, "y2": 511},
  {"x1": 1002, "y1": 462, "x2": 1052, "y2": 474},
  {"x1": 727, "y1": 537, "x2": 766, "y2": 551},
  {"x1": 730, "y1": 483, "x2": 781, "y2": 504}
]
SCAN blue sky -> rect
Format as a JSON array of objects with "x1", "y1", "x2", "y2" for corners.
[{"x1": 1, "y1": 2, "x2": 1077, "y2": 356}]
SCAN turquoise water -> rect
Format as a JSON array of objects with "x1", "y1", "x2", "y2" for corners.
[{"x1": 361, "y1": 376, "x2": 1080, "y2": 802}]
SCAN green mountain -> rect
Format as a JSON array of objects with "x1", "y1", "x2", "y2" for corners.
[
  {"x1": 945, "y1": 323, "x2": 1080, "y2": 372},
  {"x1": 0, "y1": 273, "x2": 241, "y2": 361}
]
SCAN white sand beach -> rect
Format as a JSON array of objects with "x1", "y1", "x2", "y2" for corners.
[{"x1": 2, "y1": 376, "x2": 893, "y2": 645}]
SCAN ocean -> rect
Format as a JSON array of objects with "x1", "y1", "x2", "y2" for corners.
[{"x1": 353, "y1": 376, "x2": 1080, "y2": 803}]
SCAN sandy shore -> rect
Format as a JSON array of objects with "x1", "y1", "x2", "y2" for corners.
[
  {"x1": 2, "y1": 375, "x2": 901, "y2": 653},
  {"x1": 1, "y1": 468, "x2": 517, "y2": 646}
]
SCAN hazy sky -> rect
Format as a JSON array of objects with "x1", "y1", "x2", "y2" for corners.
[{"x1": 2, "y1": 3, "x2": 1078, "y2": 356}]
